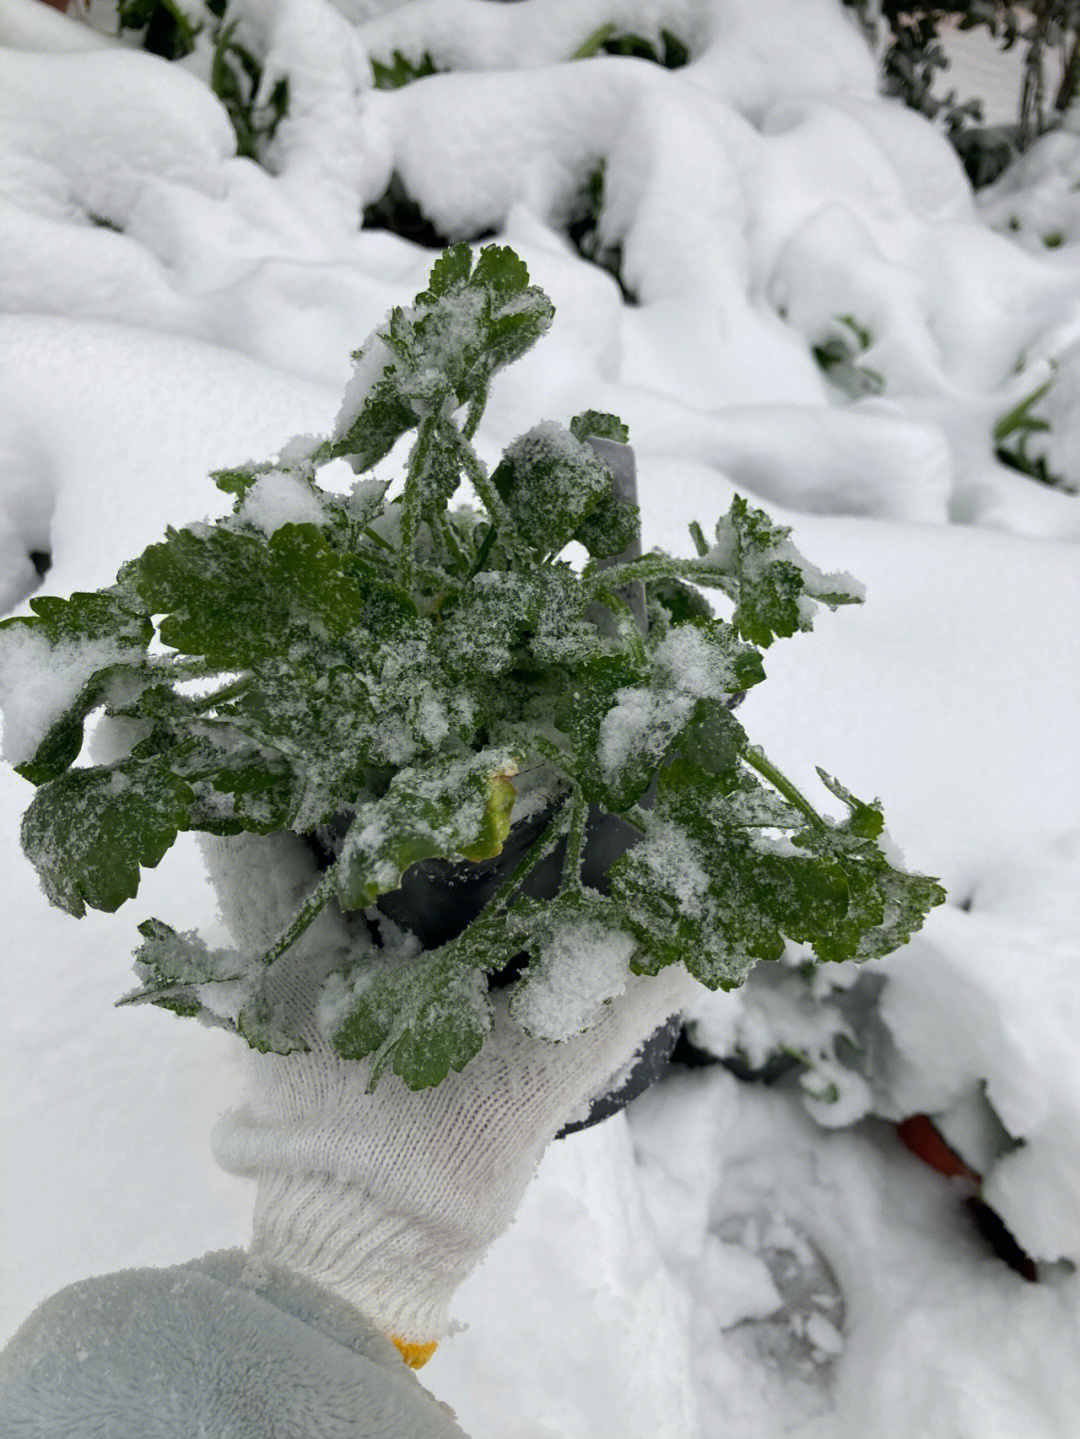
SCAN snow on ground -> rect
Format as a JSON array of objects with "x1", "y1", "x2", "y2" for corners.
[{"x1": 2, "y1": 1, "x2": 1079, "y2": 1434}]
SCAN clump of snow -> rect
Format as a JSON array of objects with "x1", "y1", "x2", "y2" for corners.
[
  {"x1": 512, "y1": 918, "x2": 636, "y2": 1042},
  {"x1": 654, "y1": 622, "x2": 745, "y2": 697},
  {"x1": 0, "y1": 624, "x2": 122, "y2": 767},
  {"x1": 236, "y1": 469, "x2": 327, "y2": 534},
  {"x1": 333, "y1": 332, "x2": 396, "y2": 440},
  {"x1": 598, "y1": 684, "x2": 695, "y2": 785}
]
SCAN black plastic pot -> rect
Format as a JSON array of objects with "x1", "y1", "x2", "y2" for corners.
[{"x1": 370, "y1": 794, "x2": 677, "y2": 1136}]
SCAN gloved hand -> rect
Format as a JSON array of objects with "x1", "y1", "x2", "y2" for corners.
[{"x1": 203, "y1": 830, "x2": 693, "y2": 1363}]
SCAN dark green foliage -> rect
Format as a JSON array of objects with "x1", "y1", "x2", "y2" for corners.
[
  {"x1": 362, "y1": 173, "x2": 468, "y2": 250},
  {"x1": 566, "y1": 163, "x2": 638, "y2": 304},
  {"x1": 116, "y1": 0, "x2": 288, "y2": 165},
  {"x1": 842, "y1": 1, "x2": 1080, "y2": 185},
  {"x1": 370, "y1": 49, "x2": 440, "y2": 90},
  {"x1": 993, "y1": 378, "x2": 1074, "y2": 490},
  {"x1": 812, "y1": 316, "x2": 886, "y2": 399},
  {"x1": 3, "y1": 245, "x2": 942, "y2": 1088},
  {"x1": 211, "y1": 21, "x2": 289, "y2": 162},
  {"x1": 572, "y1": 24, "x2": 690, "y2": 68}
]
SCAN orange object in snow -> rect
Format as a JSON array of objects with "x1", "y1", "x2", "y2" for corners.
[{"x1": 895, "y1": 1113, "x2": 982, "y2": 1183}]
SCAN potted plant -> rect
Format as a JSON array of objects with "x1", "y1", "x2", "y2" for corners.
[{"x1": 0, "y1": 244, "x2": 944, "y2": 1099}]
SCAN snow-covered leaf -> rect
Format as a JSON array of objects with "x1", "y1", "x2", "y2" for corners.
[
  {"x1": 21, "y1": 757, "x2": 193, "y2": 916},
  {"x1": 336, "y1": 748, "x2": 520, "y2": 910}
]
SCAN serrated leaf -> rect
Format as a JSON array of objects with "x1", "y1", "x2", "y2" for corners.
[
  {"x1": 470, "y1": 244, "x2": 531, "y2": 299},
  {"x1": 815, "y1": 768, "x2": 885, "y2": 839},
  {"x1": 555, "y1": 650, "x2": 650, "y2": 807},
  {"x1": 21, "y1": 757, "x2": 193, "y2": 916},
  {"x1": 712, "y1": 496, "x2": 860, "y2": 648},
  {"x1": 336, "y1": 748, "x2": 520, "y2": 910},
  {"x1": 572, "y1": 483, "x2": 640, "y2": 559},
  {"x1": 508, "y1": 889, "x2": 637, "y2": 1040},
  {"x1": 131, "y1": 917, "x2": 247, "y2": 983},
  {"x1": 424, "y1": 243, "x2": 474, "y2": 296},
  {"x1": 237, "y1": 987, "x2": 311, "y2": 1055},
  {"x1": 1, "y1": 591, "x2": 153, "y2": 784},
  {"x1": 134, "y1": 523, "x2": 392, "y2": 669},
  {"x1": 493, "y1": 423, "x2": 614, "y2": 555},
  {"x1": 212, "y1": 460, "x2": 272, "y2": 499},
  {"x1": 569, "y1": 411, "x2": 630, "y2": 445},
  {"x1": 331, "y1": 245, "x2": 554, "y2": 463},
  {"x1": 327, "y1": 948, "x2": 492, "y2": 1088},
  {"x1": 610, "y1": 756, "x2": 941, "y2": 982},
  {"x1": 562, "y1": 621, "x2": 758, "y2": 811}
]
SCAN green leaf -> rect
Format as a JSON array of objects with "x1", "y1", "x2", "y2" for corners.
[
  {"x1": 572, "y1": 484, "x2": 641, "y2": 560},
  {"x1": 130, "y1": 917, "x2": 247, "y2": 983},
  {"x1": 336, "y1": 748, "x2": 520, "y2": 910},
  {"x1": 0, "y1": 591, "x2": 153, "y2": 784},
  {"x1": 610, "y1": 756, "x2": 942, "y2": 982},
  {"x1": 166, "y1": 734, "x2": 299, "y2": 835},
  {"x1": 680, "y1": 697, "x2": 746, "y2": 776},
  {"x1": 211, "y1": 459, "x2": 277, "y2": 499},
  {"x1": 370, "y1": 48, "x2": 439, "y2": 90},
  {"x1": 713, "y1": 496, "x2": 861, "y2": 647},
  {"x1": 993, "y1": 379, "x2": 1054, "y2": 443},
  {"x1": 815, "y1": 768, "x2": 884, "y2": 839},
  {"x1": 407, "y1": 416, "x2": 462, "y2": 524},
  {"x1": 330, "y1": 245, "x2": 554, "y2": 464},
  {"x1": 645, "y1": 576, "x2": 714, "y2": 632},
  {"x1": 237, "y1": 986, "x2": 310, "y2": 1055},
  {"x1": 569, "y1": 410, "x2": 630, "y2": 445},
  {"x1": 21, "y1": 757, "x2": 193, "y2": 916},
  {"x1": 608, "y1": 764, "x2": 818, "y2": 987},
  {"x1": 555, "y1": 650, "x2": 650, "y2": 807},
  {"x1": 133, "y1": 523, "x2": 386, "y2": 668},
  {"x1": 492, "y1": 423, "x2": 613, "y2": 555},
  {"x1": 327, "y1": 947, "x2": 492, "y2": 1088},
  {"x1": 434, "y1": 572, "x2": 538, "y2": 679},
  {"x1": 508, "y1": 889, "x2": 637, "y2": 1040}
]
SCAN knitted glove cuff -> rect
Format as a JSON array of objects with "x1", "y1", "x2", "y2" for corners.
[{"x1": 243, "y1": 1167, "x2": 486, "y2": 1342}]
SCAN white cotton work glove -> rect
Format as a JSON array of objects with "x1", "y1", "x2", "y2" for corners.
[{"x1": 203, "y1": 830, "x2": 693, "y2": 1360}]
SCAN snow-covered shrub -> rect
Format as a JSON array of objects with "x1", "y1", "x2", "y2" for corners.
[{"x1": 842, "y1": 0, "x2": 1080, "y2": 185}]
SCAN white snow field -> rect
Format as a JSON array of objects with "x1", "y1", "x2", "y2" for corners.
[{"x1": 2, "y1": 1, "x2": 1079, "y2": 1434}]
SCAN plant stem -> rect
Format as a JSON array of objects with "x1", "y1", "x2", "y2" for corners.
[
  {"x1": 191, "y1": 676, "x2": 250, "y2": 712},
  {"x1": 742, "y1": 746, "x2": 827, "y2": 830},
  {"x1": 585, "y1": 554, "x2": 737, "y2": 599},
  {"x1": 591, "y1": 589, "x2": 648, "y2": 664},
  {"x1": 440, "y1": 515, "x2": 467, "y2": 573},
  {"x1": 257, "y1": 865, "x2": 339, "y2": 967},
  {"x1": 362, "y1": 525, "x2": 396, "y2": 554},
  {"x1": 466, "y1": 524, "x2": 497, "y2": 580},
  {"x1": 563, "y1": 787, "x2": 588, "y2": 885},
  {"x1": 401, "y1": 418, "x2": 440, "y2": 589},
  {"x1": 486, "y1": 805, "x2": 569, "y2": 913},
  {"x1": 462, "y1": 384, "x2": 489, "y2": 441},
  {"x1": 446, "y1": 422, "x2": 525, "y2": 558}
]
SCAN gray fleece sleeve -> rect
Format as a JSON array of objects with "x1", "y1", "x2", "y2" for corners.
[{"x1": 0, "y1": 1249, "x2": 467, "y2": 1438}]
